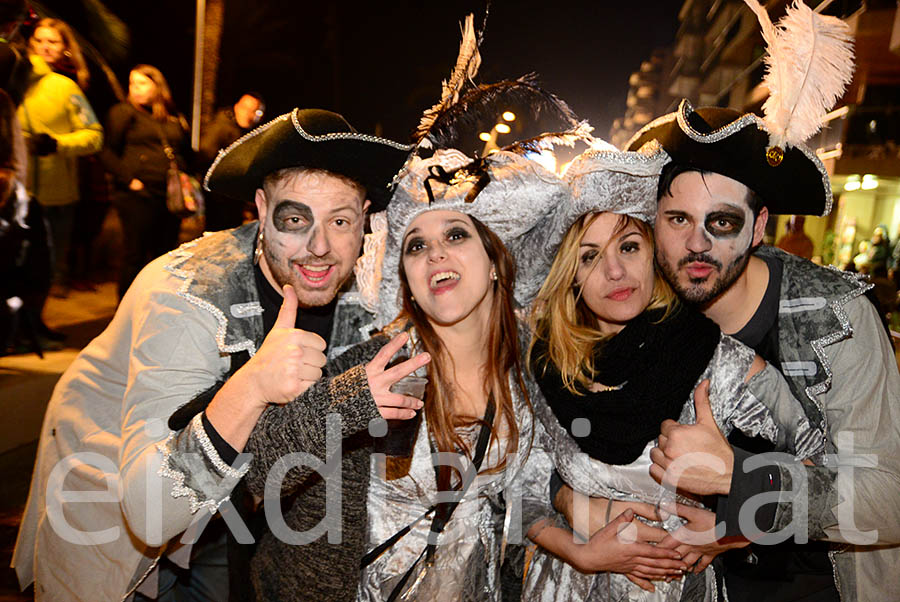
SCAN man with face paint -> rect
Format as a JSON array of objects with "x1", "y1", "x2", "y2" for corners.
[
  {"x1": 14, "y1": 109, "x2": 424, "y2": 601},
  {"x1": 623, "y1": 101, "x2": 900, "y2": 602}
]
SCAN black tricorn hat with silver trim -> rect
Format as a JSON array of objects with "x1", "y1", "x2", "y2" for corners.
[
  {"x1": 204, "y1": 108, "x2": 413, "y2": 211},
  {"x1": 625, "y1": 99, "x2": 833, "y2": 217}
]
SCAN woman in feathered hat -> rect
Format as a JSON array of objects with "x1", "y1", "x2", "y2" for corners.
[
  {"x1": 520, "y1": 143, "x2": 824, "y2": 601},
  {"x1": 352, "y1": 147, "x2": 568, "y2": 601}
]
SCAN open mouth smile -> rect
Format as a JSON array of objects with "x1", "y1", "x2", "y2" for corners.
[
  {"x1": 429, "y1": 270, "x2": 460, "y2": 294},
  {"x1": 295, "y1": 264, "x2": 335, "y2": 287}
]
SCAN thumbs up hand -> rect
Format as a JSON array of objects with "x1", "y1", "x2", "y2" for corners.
[
  {"x1": 240, "y1": 284, "x2": 327, "y2": 407},
  {"x1": 649, "y1": 380, "x2": 734, "y2": 496}
]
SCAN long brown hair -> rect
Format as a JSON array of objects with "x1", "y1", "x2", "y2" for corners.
[
  {"x1": 390, "y1": 215, "x2": 529, "y2": 489},
  {"x1": 30, "y1": 18, "x2": 89, "y2": 90},
  {"x1": 530, "y1": 212, "x2": 678, "y2": 393},
  {"x1": 129, "y1": 63, "x2": 177, "y2": 122}
]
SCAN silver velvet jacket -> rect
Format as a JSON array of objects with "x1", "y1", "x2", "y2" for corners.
[
  {"x1": 747, "y1": 247, "x2": 900, "y2": 602},
  {"x1": 12, "y1": 223, "x2": 376, "y2": 601}
]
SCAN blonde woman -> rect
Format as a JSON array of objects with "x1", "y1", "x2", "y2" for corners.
[
  {"x1": 522, "y1": 145, "x2": 824, "y2": 601},
  {"x1": 29, "y1": 18, "x2": 89, "y2": 90},
  {"x1": 99, "y1": 64, "x2": 188, "y2": 296}
]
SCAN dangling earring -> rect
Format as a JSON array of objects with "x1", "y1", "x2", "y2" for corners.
[
  {"x1": 490, "y1": 267, "x2": 497, "y2": 281},
  {"x1": 254, "y1": 228, "x2": 264, "y2": 265}
]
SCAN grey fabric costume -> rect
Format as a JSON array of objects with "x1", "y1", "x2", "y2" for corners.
[
  {"x1": 733, "y1": 246, "x2": 900, "y2": 602},
  {"x1": 12, "y1": 223, "x2": 375, "y2": 601},
  {"x1": 522, "y1": 333, "x2": 824, "y2": 602},
  {"x1": 357, "y1": 324, "x2": 552, "y2": 602}
]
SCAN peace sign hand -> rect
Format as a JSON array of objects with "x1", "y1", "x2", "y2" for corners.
[{"x1": 365, "y1": 332, "x2": 429, "y2": 420}]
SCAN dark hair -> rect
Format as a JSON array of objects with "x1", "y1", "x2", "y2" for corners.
[
  {"x1": 658, "y1": 162, "x2": 764, "y2": 217},
  {"x1": 394, "y1": 214, "x2": 528, "y2": 488}
]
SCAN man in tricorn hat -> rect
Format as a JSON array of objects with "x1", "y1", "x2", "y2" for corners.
[
  {"x1": 628, "y1": 84, "x2": 900, "y2": 602},
  {"x1": 13, "y1": 108, "x2": 426, "y2": 601},
  {"x1": 554, "y1": 1, "x2": 899, "y2": 595}
]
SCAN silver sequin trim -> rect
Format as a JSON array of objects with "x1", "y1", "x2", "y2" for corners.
[
  {"x1": 157, "y1": 428, "x2": 229, "y2": 515},
  {"x1": 796, "y1": 267, "x2": 873, "y2": 435},
  {"x1": 202, "y1": 113, "x2": 292, "y2": 191},
  {"x1": 290, "y1": 108, "x2": 413, "y2": 151},
  {"x1": 164, "y1": 240, "x2": 258, "y2": 357},
  {"x1": 189, "y1": 412, "x2": 249, "y2": 481},
  {"x1": 230, "y1": 302, "x2": 263, "y2": 318},
  {"x1": 337, "y1": 290, "x2": 360, "y2": 305}
]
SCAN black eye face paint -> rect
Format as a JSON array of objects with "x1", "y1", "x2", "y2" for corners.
[
  {"x1": 271, "y1": 200, "x2": 314, "y2": 234},
  {"x1": 704, "y1": 210, "x2": 746, "y2": 239}
]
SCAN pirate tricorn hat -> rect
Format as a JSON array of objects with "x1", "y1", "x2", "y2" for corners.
[
  {"x1": 627, "y1": 0, "x2": 854, "y2": 217},
  {"x1": 204, "y1": 108, "x2": 413, "y2": 211}
]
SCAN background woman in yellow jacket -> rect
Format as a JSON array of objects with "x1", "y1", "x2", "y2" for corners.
[{"x1": 17, "y1": 22, "x2": 102, "y2": 298}]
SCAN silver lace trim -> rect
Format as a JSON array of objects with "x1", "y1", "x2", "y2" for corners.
[
  {"x1": 202, "y1": 113, "x2": 291, "y2": 191},
  {"x1": 164, "y1": 240, "x2": 259, "y2": 357},
  {"x1": 189, "y1": 412, "x2": 249, "y2": 481}
]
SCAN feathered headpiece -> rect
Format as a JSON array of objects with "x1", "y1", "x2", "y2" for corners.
[
  {"x1": 743, "y1": 0, "x2": 854, "y2": 166},
  {"x1": 414, "y1": 13, "x2": 484, "y2": 149},
  {"x1": 410, "y1": 11, "x2": 581, "y2": 153}
]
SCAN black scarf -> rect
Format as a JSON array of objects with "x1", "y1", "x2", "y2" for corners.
[{"x1": 533, "y1": 305, "x2": 721, "y2": 465}]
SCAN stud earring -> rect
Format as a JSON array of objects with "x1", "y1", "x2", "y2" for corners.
[
  {"x1": 490, "y1": 268, "x2": 497, "y2": 281},
  {"x1": 254, "y1": 228, "x2": 264, "y2": 265}
]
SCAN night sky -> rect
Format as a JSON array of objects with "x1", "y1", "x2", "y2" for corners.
[{"x1": 63, "y1": 1, "x2": 681, "y2": 143}]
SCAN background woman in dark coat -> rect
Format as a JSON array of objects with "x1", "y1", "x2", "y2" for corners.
[{"x1": 100, "y1": 63, "x2": 188, "y2": 297}]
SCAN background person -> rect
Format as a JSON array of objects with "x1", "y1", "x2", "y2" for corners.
[
  {"x1": 28, "y1": 17, "x2": 109, "y2": 292},
  {"x1": 18, "y1": 20, "x2": 102, "y2": 301},
  {"x1": 198, "y1": 92, "x2": 264, "y2": 231},
  {"x1": 99, "y1": 63, "x2": 188, "y2": 298}
]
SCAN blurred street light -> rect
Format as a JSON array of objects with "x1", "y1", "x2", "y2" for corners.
[
  {"x1": 495, "y1": 123, "x2": 511, "y2": 134},
  {"x1": 861, "y1": 174, "x2": 879, "y2": 190},
  {"x1": 479, "y1": 132, "x2": 492, "y2": 142},
  {"x1": 502, "y1": 111, "x2": 516, "y2": 122}
]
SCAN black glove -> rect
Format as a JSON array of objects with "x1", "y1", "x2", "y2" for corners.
[{"x1": 32, "y1": 133, "x2": 58, "y2": 156}]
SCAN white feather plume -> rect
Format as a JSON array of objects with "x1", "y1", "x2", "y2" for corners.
[
  {"x1": 414, "y1": 14, "x2": 482, "y2": 145},
  {"x1": 744, "y1": 0, "x2": 854, "y2": 150}
]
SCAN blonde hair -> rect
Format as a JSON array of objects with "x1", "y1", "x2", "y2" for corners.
[
  {"x1": 31, "y1": 18, "x2": 89, "y2": 90},
  {"x1": 129, "y1": 64, "x2": 178, "y2": 123},
  {"x1": 529, "y1": 212, "x2": 677, "y2": 394}
]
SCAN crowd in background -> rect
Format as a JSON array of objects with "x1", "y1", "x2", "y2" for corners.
[
  {"x1": 1, "y1": 5, "x2": 265, "y2": 355},
  {"x1": 1, "y1": 4, "x2": 897, "y2": 359}
]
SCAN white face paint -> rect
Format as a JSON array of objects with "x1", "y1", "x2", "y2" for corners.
[
  {"x1": 654, "y1": 171, "x2": 766, "y2": 305},
  {"x1": 255, "y1": 169, "x2": 369, "y2": 308}
]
